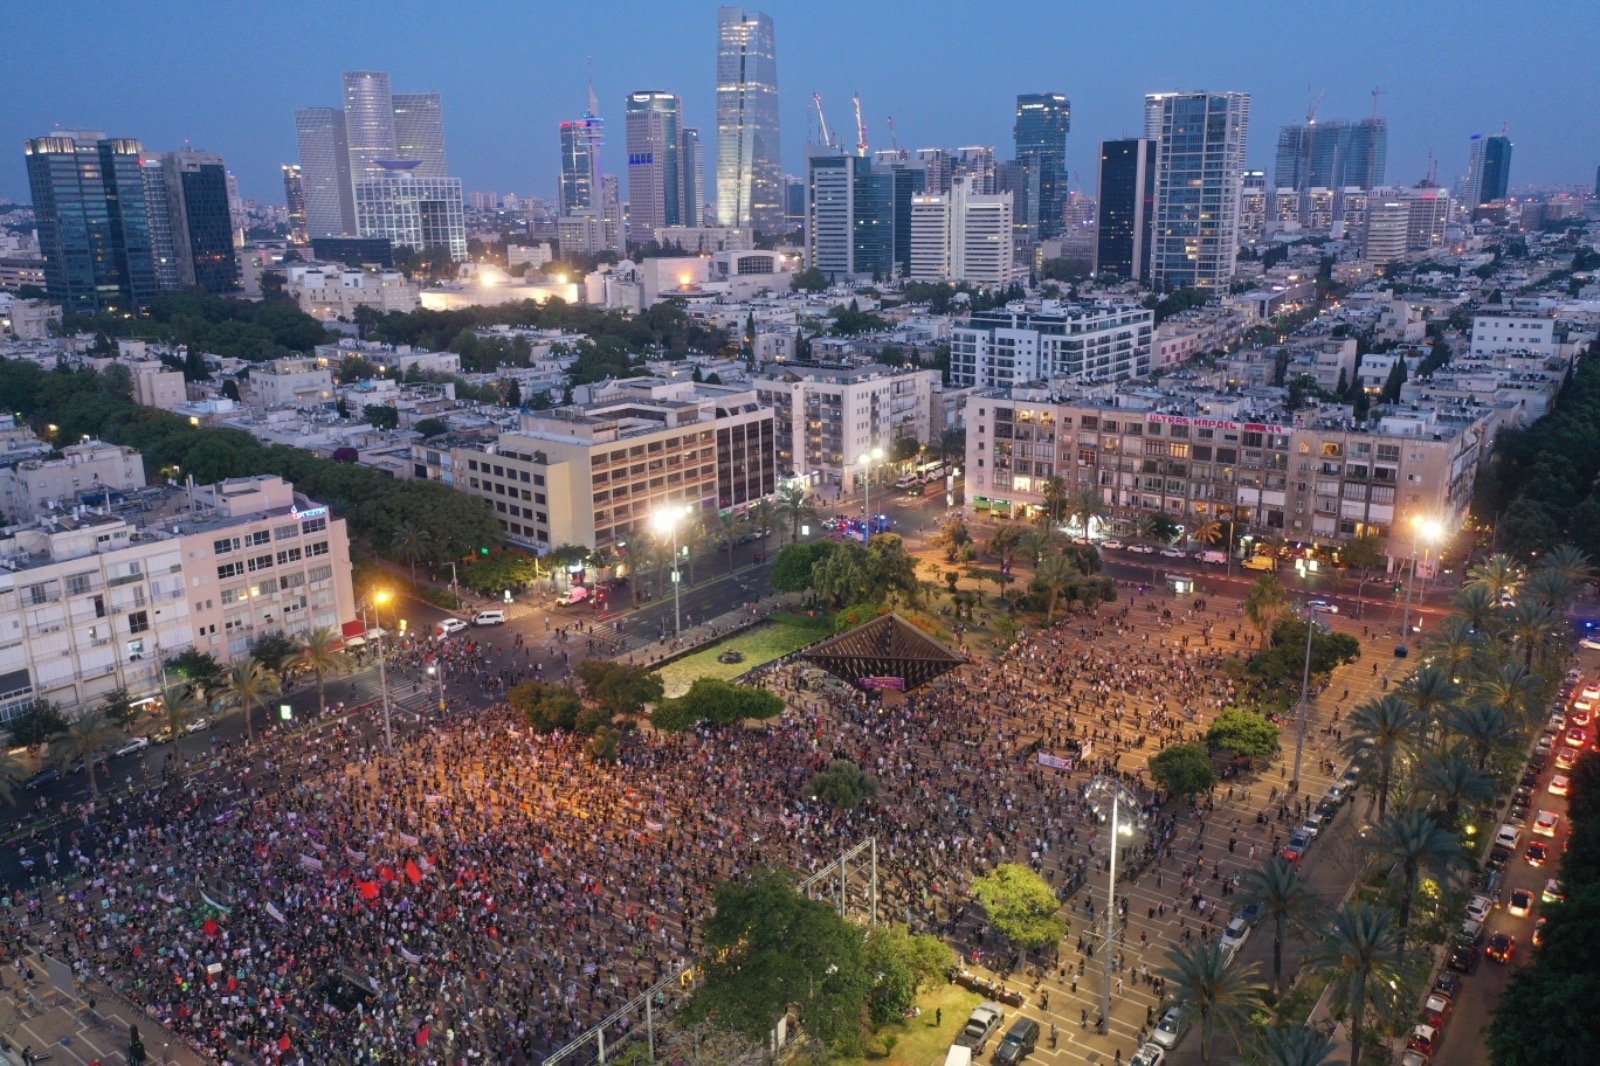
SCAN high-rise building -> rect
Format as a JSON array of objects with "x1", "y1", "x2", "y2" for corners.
[
  {"x1": 342, "y1": 70, "x2": 398, "y2": 182},
  {"x1": 354, "y1": 164, "x2": 466, "y2": 262},
  {"x1": 625, "y1": 91, "x2": 683, "y2": 239},
  {"x1": 680, "y1": 127, "x2": 704, "y2": 226},
  {"x1": 559, "y1": 117, "x2": 601, "y2": 213},
  {"x1": 783, "y1": 175, "x2": 806, "y2": 231},
  {"x1": 1273, "y1": 119, "x2": 1386, "y2": 191},
  {"x1": 294, "y1": 107, "x2": 355, "y2": 237},
  {"x1": 1095, "y1": 138, "x2": 1156, "y2": 280},
  {"x1": 1479, "y1": 135, "x2": 1512, "y2": 203},
  {"x1": 160, "y1": 150, "x2": 239, "y2": 293},
  {"x1": 1146, "y1": 90, "x2": 1250, "y2": 289},
  {"x1": 24, "y1": 131, "x2": 158, "y2": 313},
  {"x1": 1462, "y1": 135, "x2": 1487, "y2": 210},
  {"x1": 141, "y1": 159, "x2": 180, "y2": 290},
  {"x1": 1013, "y1": 93, "x2": 1071, "y2": 240},
  {"x1": 392, "y1": 92, "x2": 447, "y2": 178},
  {"x1": 906, "y1": 176, "x2": 1013, "y2": 286},
  {"x1": 282, "y1": 164, "x2": 309, "y2": 244},
  {"x1": 949, "y1": 301, "x2": 1152, "y2": 388},
  {"x1": 806, "y1": 153, "x2": 895, "y2": 281},
  {"x1": 952, "y1": 146, "x2": 996, "y2": 194},
  {"x1": 715, "y1": 6, "x2": 782, "y2": 232},
  {"x1": 915, "y1": 148, "x2": 952, "y2": 194}
]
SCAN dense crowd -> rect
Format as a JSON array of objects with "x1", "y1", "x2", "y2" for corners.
[{"x1": 1, "y1": 590, "x2": 1317, "y2": 1064}]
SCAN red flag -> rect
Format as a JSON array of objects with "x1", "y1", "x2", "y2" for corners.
[
  {"x1": 279, "y1": 1035, "x2": 291, "y2": 1051},
  {"x1": 415, "y1": 1025, "x2": 430, "y2": 1046},
  {"x1": 202, "y1": 919, "x2": 220, "y2": 937},
  {"x1": 378, "y1": 865, "x2": 396, "y2": 883},
  {"x1": 405, "y1": 859, "x2": 424, "y2": 885},
  {"x1": 359, "y1": 881, "x2": 381, "y2": 901}
]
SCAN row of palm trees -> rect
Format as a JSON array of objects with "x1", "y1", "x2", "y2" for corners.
[
  {"x1": 0, "y1": 626, "x2": 352, "y2": 807},
  {"x1": 1155, "y1": 545, "x2": 1594, "y2": 1065}
]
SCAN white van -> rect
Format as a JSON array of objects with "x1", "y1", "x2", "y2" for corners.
[
  {"x1": 942, "y1": 1047, "x2": 973, "y2": 1066},
  {"x1": 1199, "y1": 550, "x2": 1228, "y2": 565},
  {"x1": 471, "y1": 609, "x2": 506, "y2": 627},
  {"x1": 555, "y1": 585, "x2": 590, "y2": 607}
]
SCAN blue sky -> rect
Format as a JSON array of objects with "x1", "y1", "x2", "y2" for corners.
[{"x1": 5, "y1": 0, "x2": 1597, "y2": 205}]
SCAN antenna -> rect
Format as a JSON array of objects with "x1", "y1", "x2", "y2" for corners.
[
  {"x1": 1366, "y1": 87, "x2": 1385, "y2": 191},
  {"x1": 886, "y1": 115, "x2": 900, "y2": 152},
  {"x1": 852, "y1": 92, "x2": 868, "y2": 157},
  {"x1": 586, "y1": 56, "x2": 599, "y2": 118}
]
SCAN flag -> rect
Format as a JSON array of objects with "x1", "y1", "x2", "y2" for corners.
[
  {"x1": 358, "y1": 881, "x2": 381, "y2": 901},
  {"x1": 378, "y1": 865, "x2": 396, "y2": 883},
  {"x1": 415, "y1": 1025, "x2": 430, "y2": 1047},
  {"x1": 202, "y1": 918, "x2": 220, "y2": 938},
  {"x1": 405, "y1": 859, "x2": 424, "y2": 885},
  {"x1": 279, "y1": 1035, "x2": 292, "y2": 1052},
  {"x1": 265, "y1": 902, "x2": 287, "y2": 924},
  {"x1": 400, "y1": 945, "x2": 422, "y2": 965}
]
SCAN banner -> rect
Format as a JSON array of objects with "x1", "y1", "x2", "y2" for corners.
[
  {"x1": 398, "y1": 832, "x2": 420, "y2": 848},
  {"x1": 857, "y1": 676, "x2": 906, "y2": 691},
  {"x1": 347, "y1": 847, "x2": 367, "y2": 862},
  {"x1": 399, "y1": 945, "x2": 423, "y2": 965},
  {"x1": 199, "y1": 887, "x2": 233, "y2": 914},
  {"x1": 265, "y1": 902, "x2": 287, "y2": 924},
  {"x1": 1036, "y1": 752, "x2": 1073, "y2": 772},
  {"x1": 299, "y1": 855, "x2": 325, "y2": 872}
]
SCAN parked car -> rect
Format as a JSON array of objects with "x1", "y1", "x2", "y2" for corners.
[
  {"x1": 1542, "y1": 878, "x2": 1565, "y2": 904},
  {"x1": 1158, "y1": 547, "x2": 1186, "y2": 559},
  {"x1": 992, "y1": 1017, "x2": 1039, "y2": 1066},
  {"x1": 1127, "y1": 543, "x2": 1156, "y2": 555},
  {"x1": 1100, "y1": 539, "x2": 1125, "y2": 551},
  {"x1": 1219, "y1": 916, "x2": 1251, "y2": 959},
  {"x1": 1407, "y1": 1025, "x2": 1442, "y2": 1057},
  {"x1": 1446, "y1": 939, "x2": 1479, "y2": 973},
  {"x1": 1281, "y1": 830, "x2": 1312, "y2": 862},
  {"x1": 1549, "y1": 774, "x2": 1571, "y2": 797},
  {"x1": 24, "y1": 767, "x2": 60, "y2": 790},
  {"x1": 953, "y1": 1002, "x2": 1005, "y2": 1051},
  {"x1": 1493, "y1": 824, "x2": 1522, "y2": 850},
  {"x1": 436, "y1": 618, "x2": 468, "y2": 636},
  {"x1": 1421, "y1": 991, "x2": 1453, "y2": 1029},
  {"x1": 1465, "y1": 895, "x2": 1494, "y2": 923},
  {"x1": 1151, "y1": 1005, "x2": 1187, "y2": 1049},
  {"x1": 114, "y1": 736, "x2": 150, "y2": 758},
  {"x1": 186, "y1": 715, "x2": 214, "y2": 733},
  {"x1": 1129, "y1": 1043, "x2": 1167, "y2": 1066}
]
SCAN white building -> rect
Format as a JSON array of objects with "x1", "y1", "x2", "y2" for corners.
[
  {"x1": 1469, "y1": 313, "x2": 1560, "y2": 358},
  {"x1": 907, "y1": 177, "x2": 1016, "y2": 286},
  {"x1": 249, "y1": 357, "x2": 336, "y2": 409},
  {"x1": 284, "y1": 264, "x2": 418, "y2": 321},
  {"x1": 949, "y1": 301, "x2": 1154, "y2": 389},
  {"x1": 0, "y1": 440, "x2": 145, "y2": 517},
  {"x1": 354, "y1": 168, "x2": 467, "y2": 262}
]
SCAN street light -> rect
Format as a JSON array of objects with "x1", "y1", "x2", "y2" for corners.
[
  {"x1": 1397, "y1": 516, "x2": 1444, "y2": 659},
  {"x1": 1291, "y1": 582, "x2": 1328, "y2": 793},
  {"x1": 371, "y1": 589, "x2": 395, "y2": 752},
  {"x1": 1084, "y1": 775, "x2": 1143, "y2": 1036},
  {"x1": 653, "y1": 504, "x2": 690, "y2": 640},
  {"x1": 857, "y1": 445, "x2": 884, "y2": 544},
  {"x1": 427, "y1": 660, "x2": 445, "y2": 714}
]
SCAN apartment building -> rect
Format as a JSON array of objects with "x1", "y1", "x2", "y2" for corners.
[
  {"x1": 0, "y1": 474, "x2": 354, "y2": 721},
  {"x1": 949, "y1": 301, "x2": 1154, "y2": 389},
  {"x1": 451, "y1": 381, "x2": 776, "y2": 552},
  {"x1": 0, "y1": 440, "x2": 145, "y2": 517},
  {"x1": 964, "y1": 387, "x2": 1489, "y2": 554},
  {"x1": 751, "y1": 363, "x2": 940, "y2": 492},
  {"x1": 248, "y1": 356, "x2": 336, "y2": 408}
]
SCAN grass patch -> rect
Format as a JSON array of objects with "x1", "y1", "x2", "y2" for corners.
[
  {"x1": 833, "y1": 984, "x2": 981, "y2": 1064},
  {"x1": 654, "y1": 616, "x2": 832, "y2": 697}
]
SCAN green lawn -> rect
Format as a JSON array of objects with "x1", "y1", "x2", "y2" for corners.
[
  {"x1": 654, "y1": 615, "x2": 833, "y2": 697},
  {"x1": 834, "y1": 984, "x2": 981, "y2": 1064}
]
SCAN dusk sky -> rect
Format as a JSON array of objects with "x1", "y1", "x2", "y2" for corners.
[{"x1": 6, "y1": 0, "x2": 1598, "y2": 206}]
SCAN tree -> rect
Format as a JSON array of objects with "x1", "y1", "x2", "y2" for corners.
[
  {"x1": 221, "y1": 658, "x2": 280, "y2": 746},
  {"x1": 1401, "y1": 665, "x2": 1460, "y2": 735},
  {"x1": 811, "y1": 540, "x2": 874, "y2": 608},
  {"x1": 685, "y1": 869, "x2": 870, "y2": 1054},
  {"x1": 791, "y1": 266, "x2": 829, "y2": 293},
  {"x1": 933, "y1": 515, "x2": 974, "y2": 562},
  {"x1": 773, "y1": 482, "x2": 819, "y2": 545},
  {"x1": 1378, "y1": 357, "x2": 1407, "y2": 403},
  {"x1": 1149, "y1": 743, "x2": 1217, "y2": 800},
  {"x1": 166, "y1": 648, "x2": 225, "y2": 694},
  {"x1": 293, "y1": 626, "x2": 348, "y2": 719},
  {"x1": 969, "y1": 863, "x2": 1065, "y2": 952},
  {"x1": 390, "y1": 520, "x2": 430, "y2": 581},
  {"x1": 55, "y1": 711, "x2": 120, "y2": 803},
  {"x1": 1206, "y1": 709, "x2": 1281, "y2": 762},
  {"x1": 1341, "y1": 695, "x2": 1425, "y2": 819},
  {"x1": 0, "y1": 751, "x2": 25, "y2": 807},
  {"x1": 1156, "y1": 939, "x2": 1266, "y2": 1066},
  {"x1": 1035, "y1": 551, "x2": 1082, "y2": 622},
  {"x1": 1466, "y1": 553, "x2": 1525, "y2": 601},
  {"x1": 1414, "y1": 749, "x2": 1495, "y2": 826},
  {"x1": 1448, "y1": 704, "x2": 1518, "y2": 771},
  {"x1": 1364, "y1": 810, "x2": 1464, "y2": 949},
  {"x1": 863, "y1": 925, "x2": 953, "y2": 1026},
  {"x1": 1039, "y1": 476, "x2": 1069, "y2": 527},
  {"x1": 1237, "y1": 857, "x2": 1317, "y2": 998},
  {"x1": 509, "y1": 682, "x2": 583, "y2": 732},
  {"x1": 575, "y1": 661, "x2": 663, "y2": 718},
  {"x1": 1304, "y1": 903, "x2": 1406, "y2": 1066},
  {"x1": 1247, "y1": 1024, "x2": 1342, "y2": 1066},
  {"x1": 1136, "y1": 509, "x2": 1182, "y2": 545},
  {"x1": 1339, "y1": 534, "x2": 1385, "y2": 604},
  {"x1": 413, "y1": 417, "x2": 449, "y2": 439},
  {"x1": 653, "y1": 677, "x2": 784, "y2": 730},
  {"x1": 96, "y1": 687, "x2": 138, "y2": 730},
  {"x1": 771, "y1": 540, "x2": 834, "y2": 592},
  {"x1": 249, "y1": 631, "x2": 301, "y2": 688},
  {"x1": 1243, "y1": 575, "x2": 1287, "y2": 644},
  {"x1": 806, "y1": 759, "x2": 879, "y2": 810},
  {"x1": 362, "y1": 403, "x2": 400, "y2": 430},
  {"x1": 6, "y1": 702, "x2": 68, "y2": 747},
  {"x1": 153, "y1": 683, "x2": 203, "y2": 783}
]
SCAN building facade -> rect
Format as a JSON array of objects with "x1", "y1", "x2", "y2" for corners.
[
  {"x1": 282, "y1": 164, "x2": 309, "y2": 244},
  {"x1": 1273, "y1": 118, "x2": 1387, "y2": 191},
  {"x1": 1146, "y1": 91, "x2": 1250, "y2": 290},
  {"x1": 392, "y1": 92, "x2": 447, "y2": 178},
  {"x1": 354, "y1": 169, "x2": 467, "y2": 262},
  {"x1": 0, "y1": 441, "x2": 145, "y2": 518},
  {"x1": 1094, "y1": 138, "x2": 1156, "y2": 280},
  {"x1": 559, "y1": 116, "x2": 602, "y2": 213},
  {"x1": 294, "y1": 108, "x2": 356, "y2": 237},
  {"x1": 159, "y1": 150, "x2": 239, "y2": 293},
  {"x1": 625, "y1": 91, "x2": 683, "y2": 239},
  {"x1": 342, "y1": 70, "x2": 398, "y2": 184},
  {"x1": 1013, "y1": 93, "x2": 1071, "y2": 241},
  {"x1": 715, "y1": 6, "x2": 782, "y2": 233},
  {"x1": 949, "y1": 302, "x2": 1153, "y2": 389}
]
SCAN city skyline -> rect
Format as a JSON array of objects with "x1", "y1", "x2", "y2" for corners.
[{"x1": 3, "y1": 1, "x2": 1598, "y2": 209}]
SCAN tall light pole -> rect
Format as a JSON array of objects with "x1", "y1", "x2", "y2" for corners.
[
  {"x1": 1085, "y1": 775, "x2": 1141, "y2": 1036},
  {"x1": 857, "y1": 445, "x2": 884, "y2": 543},
  {"x1": 427, "y1": 660, "x2": 445, "y2": 714},
  {"x1": 1291, "y1": 584, "x2": 1327, "y2": 793},
  {"x1": 1397, "y1": 516, "x2": 1444, "y2": 658},
  {"x1": 371, "y1": 589, "x2": 395, "y2": 752},
  {"x1": 653, "y1": 504, "x2": 689, "y2": 640}
]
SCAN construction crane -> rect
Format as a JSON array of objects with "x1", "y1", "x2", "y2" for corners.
[
  {"x1": 812, "y1": 92, "x2": 834, "y2": 149},
  {"x1": 852, "y1": 92, "x2": 868, "y2": 157},
  {"x1": 886, "y1": 115, "x2": 900, "y2": 152}
]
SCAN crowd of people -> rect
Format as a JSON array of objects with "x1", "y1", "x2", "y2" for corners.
[{"x1": 0, "y1": 587, "x2": 1351, "y2": 1064}]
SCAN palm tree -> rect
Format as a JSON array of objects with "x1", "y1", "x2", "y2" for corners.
[
  {"x1": 1521, "y1": 567, "x2": 1579, "y2": 615},
  {"x1": 1364, "y1": 811, "x2": 1464, "y2": 949},
  {"x1": 1341, "y1": 695, "x2": 1425, "y2": 819},
  {"x1": 1304, "y1": 903, "x2": 1406, "y2": 1066},
  {"x1": 154, "y1": 683, "x2": 202, "y2": 783},
  {"x1": 1506, "y1": 600, "x2": 1562, "y2": 669},
  {"x1": 55, "y1": 711, "x2": 120, "y2": 803},
  {"x1": 1426, "y1": 616, "x2": 1481, "y2": 679},
  {"x1": 390, "y1": 520, "x2": 429, "y2": 582},
  {"x1": 774, "y1": 483, "x2": 819, "y2": 545},
  {"x1": 1037, "y1": 552, "x2": 1080, "y2": 622},
  {"x1": 1039, "y1": 475, "x2": 1069, "y2": 528},
  {"x1": 1248, "y1": 1024, "x2": 1344, "y2": 1066},
  {"x1": 294, "y1": 626, "x2": 347, "y2": 719},
  {"x1": 0, "y1": 751, "x2": 26, "y2": 807},
  {"x1": 713, "y1": 511, "x2": 743, "y2": 572},
  {"x1": 1414, "y1": 749, "x2": 1495, "y2": 825},
  {"x1": 1192, "y1": 520, "x2": 1224, "y2": 549},
  {"x1": 1236, "y1": 857, "x2": 1318, "y2": 997},
  {"x1": 1450, "y1": 584, "x2": 1499, "y2": 634},
  {"x1": 1018, "y1": 528, "x2": 1054, "y2": 568},
  {"x1": 1401, "y1": 665, "x2": 1459, "y2": 746},
  {"x1": 1466, "y1": 553, "x2": 1525, "y2": 601},
  {"x1": 222, "y1": 659, "x2": 280, "y2": 747},
  {"x1": 1244, "y1": 575, "x2": 1288, "y2": 645},
  {"x1": 749, "y1": 498, "x2": 778, "y2": 542},
  {"x1": 1068, "y1": 487, "x2": 1107, "y2": 539},
  {"x1": 1156, "y1": 939, "x2": 1266, "y2": 1066},
  {"x1": 1536, "y1": 544, "x2": 1595, "y2": 596},
  {"x1": 1449, "y1": 704, "x2": 1518, "y2": 772},
  {"x1": 1137, "y1": 509, "x2": 1181, "y2": 545}
]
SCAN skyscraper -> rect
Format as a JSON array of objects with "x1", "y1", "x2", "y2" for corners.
[
  {"x1": 160, "y1": 150, "x2": 239, "y2": 292},
  {"x1": 24, "y1": 131, "x2": 158, "y2": 313},
  {"x1": 354, "y1": 163, "x2": 466, "y2": 262},
  {"x1": 1146, "y1": 91, "x2": 1250, "y2": 289},
  {"x1": 715, "y1": 6, "x2": 781, "y2": 232},
  {"x1": 142, "y1": 159, "x2": 180, "y2": 290},
  {"x1": 393, "y1": 92, "x2": 447, "y2": 177},
  {"x1": 559, "y1": 117, "x2": 601, "y2": 213},
  {"x1": 625, "y1": 91, "x2": 683, "y2": 239},
  {"x1": 679, "y1": 127, "x2": 704, "y2": 226},
  {"x1": 1462, "y1": 134, "x2": 1487, "y2": 210},
  {"x1": 807, "y1": 154, "x2": 890, "y2": 281},
  {"x1": 1013, "y1": 93, "x2": 1071, "y2": 240},
  {"x1": 951, "y1": 146, "x2": 997, "y2": 195},
  {"x1": 1095, "y1": 138, "x2": 1156, "y2": 280},
  {"x1": 1273, "y1": 119, "x2": 1386, "y2": 191},
  {"x1": 282, "y1": 164, "x2": 309, "y2": 244},
  {"x1": 1479, "y1": 134, "x2": 1512, "y2": 203},
  {"x1": 294, "y1": 107, "x2": 355, "y2": 237},
  {"x1": 342, "y1": 70, "x2": 398, "y2": 182}
]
